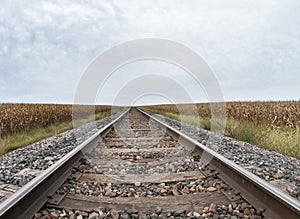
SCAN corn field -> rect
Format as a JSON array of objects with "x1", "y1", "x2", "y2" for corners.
[
  {"x1": 0, "y1": 104, "x2": 111, "y2": 137},
  {"x1": 145, "y1": 101, "x2": 300, "y2": 128}
]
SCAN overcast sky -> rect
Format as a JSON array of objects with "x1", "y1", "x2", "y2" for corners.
[{"x1": 0, "y1": 0, "x2": 300, "y2": 105}]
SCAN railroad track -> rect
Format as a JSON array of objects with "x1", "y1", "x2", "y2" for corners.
[{"x1": 0, "y1": 108, "x2": 299, "y2": 219}]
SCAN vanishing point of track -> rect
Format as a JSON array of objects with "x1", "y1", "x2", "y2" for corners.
[{"x1": 0, "y1": 108, "x2": 299, "y2": 219}]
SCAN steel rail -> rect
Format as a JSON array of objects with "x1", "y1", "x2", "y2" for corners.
[
  {"x1": 138, "y1": 108, "x2": 300, "y2": 219},
  {"x1": 0, "y1": 108, "x2": 130, "y2": 219},
  {"x1": 1, "y1": 107, "x2": 299, "y2": 219}
]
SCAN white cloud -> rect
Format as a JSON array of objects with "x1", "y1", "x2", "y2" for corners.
[{"x1": 0, "y1": 0, "x2": 299, "y2": 104}]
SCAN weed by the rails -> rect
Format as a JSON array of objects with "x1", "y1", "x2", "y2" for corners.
[
  {"x1": 145, "y1": 101, "x2": 300, "y2": 128},
  {"x1": 0, "y1": 104, "x2": 115, "y2": 155},
  {"x1": 146, "y1": 103, "x2": 300, "y2": 159},
  {"x1": 0, "y1": 111, "x2": 111, "y2": 155},
  {"x1": 0, "y1": 104, "x2": 113, "y2": 137}
]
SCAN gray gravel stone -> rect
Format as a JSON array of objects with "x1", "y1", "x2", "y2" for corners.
[
  {"x1": 155, "y1": 206, "x2": 162, "y2": 214},
  {"x1": 0, "y1": 112, "x2": 120, "y2": 189},
  {"x1": 150, "y1": 111, "x2": 300, "y2": 199},
  {"x1": 173, "y1": 209, "x2": 186, "y2": 216},
  {"x1": 88, "y1": 212, "x2": 99, "y2": 219}
]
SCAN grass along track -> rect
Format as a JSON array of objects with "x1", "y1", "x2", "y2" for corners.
[
  {"x1": 1, "y1": 108, "x2": 299, "y2": 218},
  {"x1": 145, "y1": 101, "x2": 300, "y2": 128},
  {"x1": 146, "y1": 110, "x2": 300, "y2": 159},
  {"x1": 0, "y1": 111, "x2": 110, "y2": 156}
]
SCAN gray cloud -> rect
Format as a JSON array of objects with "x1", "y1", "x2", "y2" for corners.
[{"x1": 0, "y1": 0, "x2": 300, "y2": 104}]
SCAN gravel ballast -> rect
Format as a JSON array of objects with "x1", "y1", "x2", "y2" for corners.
[
  {"x1": 35, "y1": 202, "x2": 263, "y2": 219},
  {"x1": 150, "y1": 112, "x2": 300, "y2": 200},
  {"x1": 0, "y1": 108, "x2": 299, "y2": 204},
  {"x1": 0, "y1": 111, "x2": 123, "y2": 187}
]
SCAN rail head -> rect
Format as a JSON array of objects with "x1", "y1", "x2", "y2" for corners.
[
  {"x1": 2, "y1": 107, "x2": 299, "y2": 219},
  {"x1": 0, "y1": 108, "x2": 130, "y2": 219},
  {"x1": 138, "y1": 108, "x2": 300, "y2": 219}
]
